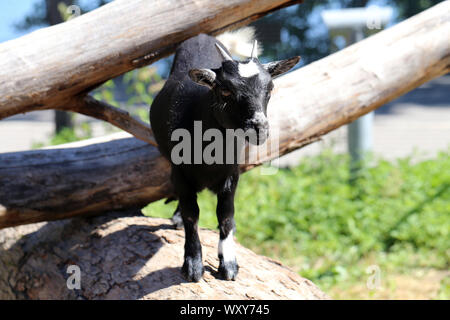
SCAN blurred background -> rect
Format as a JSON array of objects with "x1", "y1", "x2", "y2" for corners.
[{"x1": 0, "y1": 0, "x2": 448, "y2": 299}]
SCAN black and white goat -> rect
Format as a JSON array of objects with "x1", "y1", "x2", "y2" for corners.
[{"x1": 150, "y1": 29, "x2": 300, "y2": 282}]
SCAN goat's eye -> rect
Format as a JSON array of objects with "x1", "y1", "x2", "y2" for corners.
[{"x1": 220, "y1": 89, "x2": 232, "y2": 97}]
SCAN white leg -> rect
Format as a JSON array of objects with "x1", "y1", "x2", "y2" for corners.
[{"x1": 218, "y1": 230, "x2": 236, "y2": 263}]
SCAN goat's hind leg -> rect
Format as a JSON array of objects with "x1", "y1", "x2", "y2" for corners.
[
  {"x1": 171, "y1": 168, "x2": 204, "y2": 282},
  {"x1": 179, "y1": 195, "x2": 203, "y2": 282}
]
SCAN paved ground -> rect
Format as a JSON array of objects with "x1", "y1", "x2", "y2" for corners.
[
  {"x1": 0, "y1": 112, "x2": 112, "y2": 153},
  {"x1": 1, "y1": 76, "x2": 449, "y2": 164}
]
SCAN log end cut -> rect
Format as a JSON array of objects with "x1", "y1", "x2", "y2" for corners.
[{"x1": 0, "y1": 212, "x2": 328, "y2": 300}]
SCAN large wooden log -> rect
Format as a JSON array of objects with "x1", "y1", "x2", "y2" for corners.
[
  {"x1": 0, "y1": 0, "x2": 301, "y2": 119},
  {"x1": 0, "y1": 0, "x2": 303, "y2": 147},
  {"x1": 0, "y1": 133, "x2": 172, "y2": 228},
  {"x1": 0, "y1": 2, "x2": 449, "y2": 229},
  {"x1": 0, "y1": 213, "x2": 329, "y2": 300}
]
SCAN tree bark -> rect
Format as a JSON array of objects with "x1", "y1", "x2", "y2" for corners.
[
  {"x1": 44, "y1": 0, "x2": 75, "y2": 133},
  {"x1": 0, "y1": 1, "x2": 449, "y2": 229},
  {"x1": 0, "y1": 132, "x2": 171, "y2": 229},
  {"x1": 0, "y1": 213, "x2": 329, "y2": 300}
]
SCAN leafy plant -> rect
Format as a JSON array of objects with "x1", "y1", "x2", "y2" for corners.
[
  {"x1": 143, "y1": 149, "x2": 450, "y2": 296},
  {"x1": 32, "y1": 123, "x2": 93, "y2": 148}
]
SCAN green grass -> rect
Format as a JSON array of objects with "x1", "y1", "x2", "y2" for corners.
[
  {"x1": 142, "y1": 149, "x2": 450, "y2": 298},
  {"x1": 32, "y1": 124, "x2": 93, "y2": 149}
]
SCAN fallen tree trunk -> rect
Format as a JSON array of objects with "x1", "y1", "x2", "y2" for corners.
[
  {"x1": 1, "y1": 2, "x2": 449, "y2": 229},
  {"x1": 0, "y1": 133, "x2": 172, "y2": 228},
  {"x1": 0, "y1": 213, "x2": 329, "y2": 300}
]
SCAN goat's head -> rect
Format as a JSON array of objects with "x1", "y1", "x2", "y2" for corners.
[{"x1": 189, "y1": 41, "x2": 300, "y2": 145}]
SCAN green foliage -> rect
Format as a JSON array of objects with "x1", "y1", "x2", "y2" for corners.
[
  {"x1": 395, "y1": 0, "x2": 445, "y2": 20},
  {"x1": 252, "y1": 0, "x2": 445, "y2": 63},
  {"x1": 92, "y1": 67, "x2": 163, "y2": 123},
  {"x1": 123, "y1": 67, "x2": 163, "y2": 120},
  {"x1": 92, "y1": 79, "x2": 119, "y2": 107},
  {"x1": 437, "y1": 276, "x2": 450, "y2": 299},
  {"x1": 143, "y1": 150, "x2": 450, "y2": 292},
  {"x1": 32, "y1": 123, "x2": 93, "y2": 148},
  {"x1": 57, "y1": 2, "x2": 75, "y2": 22}
]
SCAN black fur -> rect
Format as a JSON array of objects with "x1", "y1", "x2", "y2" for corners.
[{"x1": 150, "y1": 33, "x2": 299, "y2": 282}]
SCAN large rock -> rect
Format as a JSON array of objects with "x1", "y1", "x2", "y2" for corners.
[{"x1": 0, "y1": 212, "x2": 328, "y2": 300}]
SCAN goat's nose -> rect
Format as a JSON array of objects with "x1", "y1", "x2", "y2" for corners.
[
  {"x1": 251, "y1": 112, "x2": 269, "y2": 130},
  {"x1": 248, "y1": 112, "x2": 269, "y2": 145}
]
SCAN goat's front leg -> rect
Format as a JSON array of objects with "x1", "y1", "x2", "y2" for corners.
[{"x1": 216, "y1": 174, "x2": 239, "y2": 280}]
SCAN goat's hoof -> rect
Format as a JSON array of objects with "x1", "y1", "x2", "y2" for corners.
[
  {"x1": 218, "y1": 260, "x2": 239, "y2": 281},
  {"x1": 182, "y1": 256, "x2": 204, "y2": 282}
]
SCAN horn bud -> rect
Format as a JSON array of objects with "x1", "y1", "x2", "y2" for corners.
[
  {"x1": 215, "y1": 43, "x2": 233, "y2": 61},
  {"x1": 250, "y1": 40, "x2": 258, "y2": 59}
]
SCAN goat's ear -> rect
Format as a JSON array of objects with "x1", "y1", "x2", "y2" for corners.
[
  {"x1": 263, "y1": 56, "x2": 301, "y2": 78},
  {"x1": 189, "y1": 69, "x2": 216, "y2": 89}
]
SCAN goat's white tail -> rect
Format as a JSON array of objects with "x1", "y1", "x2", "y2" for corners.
[{"x1": 216, "y1": 27, "x2": 262, "y2": 59}]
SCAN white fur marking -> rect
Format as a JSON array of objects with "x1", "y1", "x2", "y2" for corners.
[
  {"x1": 254, "y1": 112, "x2": 267, "y2": 124},
  {"x1": 218, "y1": 230, "x2": 236, "y2": 263},
  {"x1": 216, "y1": 27, "x2": 262, "y2": 59},
  {"x1": 238, "y1": 61, "x2": 260, "y2": 78},
  {"x1": 172, "y1": 211, "x2": 183, "y2": 226}
]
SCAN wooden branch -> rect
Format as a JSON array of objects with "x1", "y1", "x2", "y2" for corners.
[
  {"x1": 65, "y1": 96, "x2": 157, "y2": 147},
  {"x1": 0, "y1": 2, "x2": 449, "y2": 229},
  {"x1": 0, "y1": 0, "x2": 302, "y2": 120}
]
